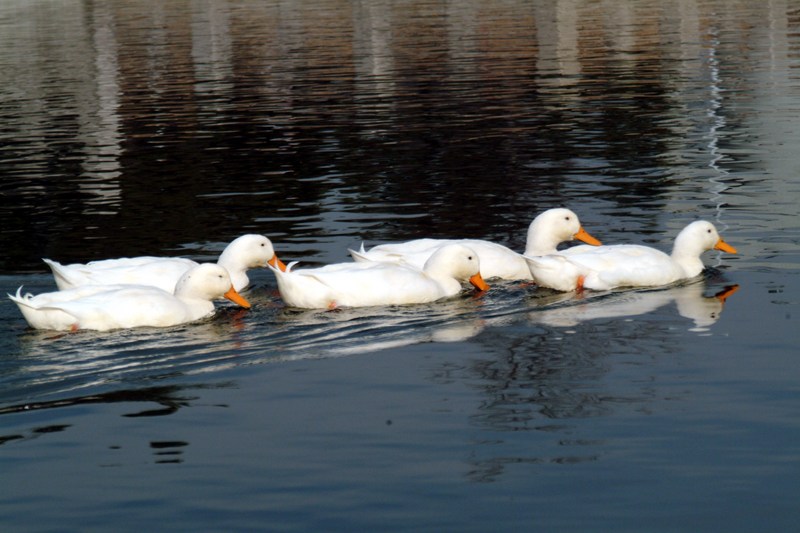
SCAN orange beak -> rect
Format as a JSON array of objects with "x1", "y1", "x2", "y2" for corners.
[
  {"x1": 714, "y1": 284, "x2": 739, "y2": 304},
  {"x1": 714, "y1": 238, "x2": 737, "y2": 254},
  {"x1": 268, "y1": 254, "x2": 288, "y2": 272},
  {"x1": 224, "y1": 286, "x2": 251, "y2": 309},
  {"x1": 574, "y1": 227, "x2": 602, "y2": 246},
  {"x1": 469, "y1": 273, "x2": 490, "y2": 292}
]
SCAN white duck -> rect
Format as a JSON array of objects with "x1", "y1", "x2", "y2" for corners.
[
  {"x1": 43, "y1": 234, "x2": 286, "y2": 292},
  {"x1": 8, "y1": 263, "x2": 251, "y2": 332},
  {"x1": 269, "y1": 244, "x2": 490, "y2": 309},
  {"x1": 349, "y1": 208, "x2": 601, "y2": 280},
  {"x1": 524, "y1": 220, "x2": 737, "y2": 291}
]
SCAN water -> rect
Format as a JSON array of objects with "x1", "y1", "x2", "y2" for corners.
[{"x1": 1, "y1": 1, "x2": 799, "y2": 531}]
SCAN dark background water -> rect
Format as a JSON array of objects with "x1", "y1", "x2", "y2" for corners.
[{"x1": 1, "y1": 1, "x2": 799, "y2": 531}]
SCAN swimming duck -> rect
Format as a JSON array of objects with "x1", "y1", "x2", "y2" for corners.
[
  {"x1": 349, "y1": 208, "x2": 601, "y2": 280},
  {"x1": 43, "y1": 234, "x2": 286, "y2": 292},
  {"x1": 270, "y1": 244, "x2": 490, "y2": 309},
  {"x1": 524, "y1": 220, "x2": 737, "y2": 291},
  {"x1": 8, "y1": 264, "x2": 251, "y2": 331}
]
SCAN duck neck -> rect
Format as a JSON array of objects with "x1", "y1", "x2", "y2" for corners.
[
  {"x1": 216, "y1": 247, "x2": 242, "y2": 273},
  {"x1": 670, "y1": 241, "x2": 705, "y2": 278},
  {"x1": 174, "y1": 286, "x2": 216, "y2": 315},
  {"x1": 216, "y1": 250, "x2": 250, "y2": 290},
  {"x1": 423, "y1": 265, "x2": 464, "y2": 296},
  {"x1": 524, "y1": 222, "x2": 560, "y2": 256}
]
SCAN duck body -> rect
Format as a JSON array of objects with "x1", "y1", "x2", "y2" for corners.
[
  {"x1": 271, "y1": 244, "x2": 489, "y2": 309},
  {"x1": 43, "y1": 234, "x2": 285, "y2": 292},
  {"x1": 521, "y1": 254, "x2": 586, "y2": 292},
  {"x1": 560, "y1": 244, "x2": 685, "y2": 290},
  {"x1": 350, "y1": 208, "x2": 600, "y2": 281},
  {"x1": 351, "y1": 238, "x2": 531, "y2": 280},
  {"x1": 44, "y1": 257, "x2": 196, "y2": 293},
  {"x1": 525, "y1": 221, "x2": 737, "y2": 291},
  {"x1": 9, "y1": 264, "x2": 250, "y2": 331}
]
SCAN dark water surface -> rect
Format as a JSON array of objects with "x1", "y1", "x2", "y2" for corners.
[{"x1": 1, "y1": 1, "x2": 799, "y2": 531}]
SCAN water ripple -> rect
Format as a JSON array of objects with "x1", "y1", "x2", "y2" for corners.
[{"x1": 1, "y1": 273, "x2": 739, "y2": 408}]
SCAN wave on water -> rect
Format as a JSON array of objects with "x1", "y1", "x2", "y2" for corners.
[{"x1": 0, "y1": 276, "x2": 738, "y2": 411}]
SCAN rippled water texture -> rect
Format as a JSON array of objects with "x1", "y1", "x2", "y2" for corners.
[{"x1": 1, "y1": 1, "x2": 799, "y2": 531}]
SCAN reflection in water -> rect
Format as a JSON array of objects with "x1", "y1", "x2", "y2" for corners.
[
  {"x1": 1, "y1": 282, "x2": 489, "y2": 404},
  {"x1": 444, "y1": 279, "x2": 740, "y2": 482},
  {"x1": 0, "y1": 384, "x2": 197, "y2": 418},
  {"x1": 457, "y1": 317, "x2": 621, "y2": 481},
  {"x1": 0, "y1": 384, "x2": 215, "y2": 466},
  {"x1": 82, "y1": 1, "x2": 122, "y2": 215},
  {"x1": 529, "y1": 281, "x2": 739, "y2": 331},
  {"x1": 1, "y1": 272, "x2": 740, "y2": 411},
  {"x1": 2, "y1": 0, "x2": 792, "y2": 270},
  {"x1": 265, "y1": 292, "x2": 491, "y2": 359},
  {"x1": 0, "y1": 2, "x2": 796, "y2": 523},
  {"x1": 2, "y1": 275, "x2": 742, "y2": 481},
  {"x1": 150, "y1": 440, "x2": 190, "y2": 465},
  {"x1": 2, "y1": 310, "x2": 251, "y2": 405}
]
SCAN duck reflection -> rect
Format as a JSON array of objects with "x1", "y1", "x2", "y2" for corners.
[
  {"x1": 455, "y1": 281, "x2": 738, "y2": 482},
  {"x1": 528, "y1": 281, "x2": 739, "y2": 331},
  {"x1": 4, "y1": 313, "x2": 251, "y2": 407},
  {"x1": 267, "y1": 295, "x2": 488, "y2": 359}
]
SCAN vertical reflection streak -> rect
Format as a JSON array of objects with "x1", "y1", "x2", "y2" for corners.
[
  {"x1": 81, "y1": 1, "x2": 122, "y2": 215},
  {"x1": 702, "y1": 25, "x2": 729, "y2": 266}
]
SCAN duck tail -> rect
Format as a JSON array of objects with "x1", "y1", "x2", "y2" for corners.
[
  {"x1": 42, "y1": 258, "x2": 79, "y2": 290},
  {"x1": 8, "y1": 286, "x2": 35, "y2": 309},
  {"x1": 267, "y1": 260, "x2": 299, "y2": 274},
  {"x1": 349, "y1": 247, "x2": 371, "y2": 263}
]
